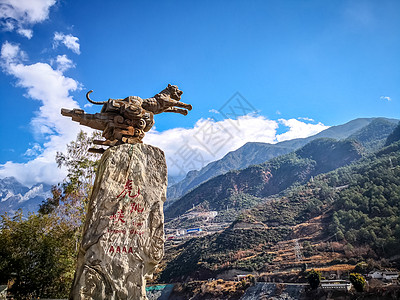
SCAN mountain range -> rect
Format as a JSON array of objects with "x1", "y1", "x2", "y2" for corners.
[
  {"x1": 165, "y1": 137, "x2": 363, "y2": 220},
  {"x1": 0, "y1": 117, "x2": 398, "y2": 217},
  {"x1": 0, "y1": 177, "x2": 52, "y2": 216},
  {"x1": 165, "y1": 117, "x2": 398, "y2": 216},
  {"x1": 167, "y1": 117, "x2": 398, "y2": 201},
  {"x1": 160, "y1": 120, "x2": 400, "y2": 282}
]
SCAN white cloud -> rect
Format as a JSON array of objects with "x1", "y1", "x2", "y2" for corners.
[
  {"x1": 209, "y1": 109, "x2": 220, "y2": 114},
  {"x1": 298, "y1": 117, "x2": 315, "y2": 122},
  {"x1": 0, "y1": 43, "x2": 330, "y2": 186},
  {"x1": 0, "y1": 41, "x2": 87, "y2": 187},
  {"x1": 24, "y1": 143, "x2": 43, "y2": 157},
  {"x1": 2, "y1": 19, "x2": 14, "y2": 31},
  {"x1": 0, "y1": 0, "x2": 56, "y2": 38},
  {"x1": 55, "y1": 54, "x2": 75, "y2": 72},
  {"x1": 380, "y1": 96, "x2": 391, "y2": 101},
  {"x1": 276, "y1": 118, "x2": 329, "y2": 142},
  {"x1": 53, "y1": 32, "x2": 81, "y2": 54},
  {"x1": 17, "y1": 28, "x2": 33, "y2": 39},
  {"x1": 145, "y1": 115, "x2": 329, "y2": 177},
  {"x1": 1, "y1": 41, "x2": 27, "y2": 63}
]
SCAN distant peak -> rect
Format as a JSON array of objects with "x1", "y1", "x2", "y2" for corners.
[{"x1": 0, "y1": 176, "x2": 23, "y2": 186}]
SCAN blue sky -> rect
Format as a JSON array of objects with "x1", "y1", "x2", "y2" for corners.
[{"x1": 0, "y1": 0, "x2": 399, "y2": 186}]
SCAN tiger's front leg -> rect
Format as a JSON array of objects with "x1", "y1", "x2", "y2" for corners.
[
  {"x1": 163, "y1": 99, "x2": 192, "y2": 111},
  {"x1": 163, "y1": 107, "x2": 189, "y2": 115}
]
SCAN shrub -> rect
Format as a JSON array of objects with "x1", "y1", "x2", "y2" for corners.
[
  {"x1": 306, "y1": 269, "x2": 321, "y2": 290},
  {"x1": 349, "y1": 273, "x2": 366, "y2": 292}
]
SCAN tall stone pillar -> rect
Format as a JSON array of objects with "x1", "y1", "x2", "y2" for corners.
[{"x1": 70, "y1": 143, "x2": 167, "y2": 300}]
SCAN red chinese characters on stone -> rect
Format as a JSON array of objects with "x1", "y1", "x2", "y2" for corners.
[
  {"x1": 109, "y1": 245, "x2": 134, "y2": 254},
  {"x1": 109, "y1": 210, "x2": 126, "y2": 224},
  {"x1": 130, "y1": 202, "x2": 144, "y2": 213},
  {"x1": 105, "y1": 180, "x2": 146, "y2": 243},
  {"x1": 117, "y1": 179, "x2": 140, "y2": 199}
]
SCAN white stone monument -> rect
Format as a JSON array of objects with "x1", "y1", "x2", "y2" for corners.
[{"x1": 70, "y1": 144, "x2": 167, "y2": 300}]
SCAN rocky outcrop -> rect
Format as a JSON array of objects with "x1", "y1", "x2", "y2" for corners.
[
  {"x1": 70, "y1": 144, "x2": 167, "y2": 300},
  {"x1": 241, "y1": 283, "x2": 304, "y2": 300}
]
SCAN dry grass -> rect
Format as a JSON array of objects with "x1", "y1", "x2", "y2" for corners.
[{"x1": 310, "y1": 264, "x2": 355, "y2": 272}]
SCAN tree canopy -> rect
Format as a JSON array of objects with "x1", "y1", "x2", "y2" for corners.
[{"x1": 0, "y1": 131, "x2": 101, "y2": 298}]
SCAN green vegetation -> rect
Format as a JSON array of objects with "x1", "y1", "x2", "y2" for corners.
[
  {"x1": 349, "y1": 273, "x2": 366, "y2": 292},
  {"x1": 328, "y1": 143, "x2": 400, "y2": 256},
  {"x1": 385, "y1": 121, "x2": 400, "y2": 146},
  {"x1": 306, "y1": 269, "x2": 321, "y2": 289},
  {"x1": 162, "y1": 125, "x2": 400, "y2": 281},
  {"x1": 160, "y1": 226, "x2": 290, "y2": 281},
  {"x1": 0, "y1": 131, "x2": 101, "y2": 298},
  {"x1": 242, "y1": 139, "x2": 400, "y2": 258},
  {"x1": 168, "y1": 118, "x2": 398, "y2": 200},
  {"x1": 42, "y1": 131, "x2": 101, "y2": 217},
  {"x1": 232, "y1": 252, "x2": 275, "y2": 271},
  {"x1": 0, "y1": 211, "x2": 76, "y2": 299},
  {"x1": 166, "y1": 138, "x2": 362, "y2": 219},
  {"x1": 302, "y1": 241, "x2": 315, "y2": 258},
  {"x1": 1, "y1": 121, "x2": 399, "y2": 294},
  {"x1": 348, "y1": 118, "x2": 398, "y2": 152},
  {"x1": 353, "y1": 262, "x2": 369, "y2": 274}
]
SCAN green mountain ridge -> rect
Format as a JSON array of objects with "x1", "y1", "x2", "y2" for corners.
[
  {"x1": 348, "y1": 118, "x2": 400, "y2": 151},
  {"x1": 165, "y1": 138, "x2": 363, "y2": 220},
  {"x1": 160, "y1": 123, "x2": 400, "y2": 282},
  {"x1": 167, "y1": 117, "x2": 398, "y2": 201},
  {"x1": 386, "y1": 121, "x2": 400, "y2": 146}
]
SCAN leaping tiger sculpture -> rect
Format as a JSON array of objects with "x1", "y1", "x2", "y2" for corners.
[{"x1": 61, "y1": 84, "x2": 192, "y2": 153}]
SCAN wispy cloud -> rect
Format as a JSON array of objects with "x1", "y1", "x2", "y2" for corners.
[
  {"x1": 55, "y1": 54, "x2": 75, "y2": 72},
  {"x1": 209, "y1": 109, "x2": 220, "y2": 114},
  {"x1": 0, "y1": 44, "x2": 330, "y2": 185},
  {"x1": 298, "y1": 117, "x2": 315, "y2": 122},
  {"x1": 0, "y1": 41, "x2": 28, "y2": 63},
  {"x1": 145, "y1": 116, "x2": 329, "y2": 177},
  {"x1": 380, "y1": 96, "x2": 391, "y2": 101},
  {"x1": 17, "y1": 28, "x2": 33, "y2": 39},
  {"x1": 53, "y1": 32, "x2": 81, "y2": 54},
  {"x1": 0, "y1": 41, "x2": 87, "y2": 187},
  {"x1": 0, "y1": 0, "x2": 56, "y2": 38},
  {"x1": 24, "y1": 143, "x2": 43, "y2": 157},
  {"x1": 276, "y1": 118, "x2": 329, "y2": 143}
]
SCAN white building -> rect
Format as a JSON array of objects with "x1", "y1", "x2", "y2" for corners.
[
  {"x1": 320, "y1": 280, "x2": 352, "y2": 291},
  {"x1": 368, "y1": 270, "x2": 399, "y2": 281},
  {"x1": 383, "y1": 272, "x2": 399, "y2": 281},
  {"x1": 368, "y1": 271, "x2": 383, "y2": 279}
]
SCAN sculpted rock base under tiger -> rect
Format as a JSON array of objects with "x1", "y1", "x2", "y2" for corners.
[{"x1": 69, "y1": 144, "x2": 167, "y2": 300}]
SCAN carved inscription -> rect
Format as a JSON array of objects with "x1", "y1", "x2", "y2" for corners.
[
  {"x1": 105, "y1": 179, "x2": 147, "y2": 255},
  {"x1": 69, "y1": 143, "x2": 167, "y2": 300}
]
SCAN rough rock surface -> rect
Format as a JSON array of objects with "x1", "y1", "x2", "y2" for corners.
[
  {"x1": 241, "y1": 283, "x2": 304, "y2": 300},
  {"x1": 70, "y1": 144, "x2": 167, "y2": 300}
]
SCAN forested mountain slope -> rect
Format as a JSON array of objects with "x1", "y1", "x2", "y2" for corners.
[
  {"x1": 160, "y1": 123, "x2": 400, "y2": 282},
  {"x1": 165, "y1": 138, "x2": 363, "y2": 219},
  {"x1": 167, "y1": 117, "x2": 398, "y2": 200}
]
